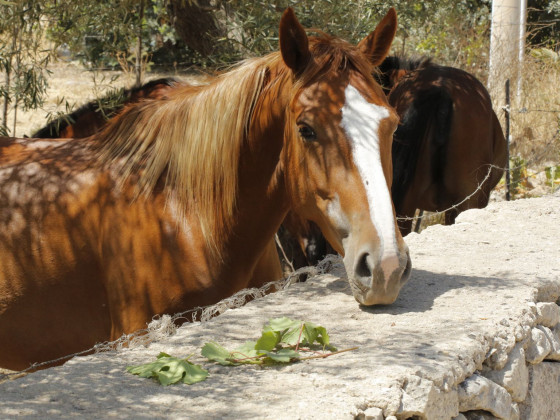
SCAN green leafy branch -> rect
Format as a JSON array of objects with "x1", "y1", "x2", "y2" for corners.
[
  {"x1": 201, "y1": 317, "x2": 339, "y2": 365},
  {"x1": 126, "y1": 317, "x2": 357, "y2": 386},
  {"x1": 126, "y1": 352, "x2": 208, "y2": 386}
]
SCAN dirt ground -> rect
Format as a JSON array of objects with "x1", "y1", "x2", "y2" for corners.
[{"x1": 9, "y1": 62, "x2": 207, "y2": 138}]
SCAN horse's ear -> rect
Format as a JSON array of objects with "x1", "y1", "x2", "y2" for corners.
[
  {"x1": 279, "y1": 8, "x2": 311, "y2": 74},
  {"x1": 358, "y1": 7, "x2": 397, "y2": 67}
]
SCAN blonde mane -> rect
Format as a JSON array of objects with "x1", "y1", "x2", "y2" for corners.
[{"x1": 96, "y1": 34, "x2": 376, "y2": 258}]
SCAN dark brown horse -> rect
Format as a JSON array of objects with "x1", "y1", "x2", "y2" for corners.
[
  {"x1": 386, "y1": 57, "x2": 507, "y2": 235},
  {"x1": 31, "y1": 78, "x2": 180, "y2": 139},
  {"x1": 376, "y1": 56, "x2": 433, "y2": 95},
  {"x1": 0, "y1": 8, "x2": 410, "y2": 371},
  {"x1": 284, "y1": 56, "x2": 507, "y2": 266}
]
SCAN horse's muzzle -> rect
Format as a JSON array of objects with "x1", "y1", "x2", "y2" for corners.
[{"x1": 345, "y1": 244, "x2": 411, "y2": 306}]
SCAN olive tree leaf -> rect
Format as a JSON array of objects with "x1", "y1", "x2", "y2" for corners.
[{"x1": 126, "y1": 352, "x2": 208, "y2": 386}]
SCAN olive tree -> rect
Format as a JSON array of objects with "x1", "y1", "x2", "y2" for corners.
[{"x1": 0, "y1": 0, "x2": 52, "y2": 136}]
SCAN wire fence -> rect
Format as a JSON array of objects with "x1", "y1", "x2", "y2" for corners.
[{"x1": 502, "y1": 77, "x2": 560, "y2": 201}]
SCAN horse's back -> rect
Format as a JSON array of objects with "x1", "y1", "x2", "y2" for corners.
[
  {"x1": 0, "y1": 136, "x2": 40, "y2": 164},
  {"x1": 439, "y1": 67, "x2": 506, "y2": 203}
]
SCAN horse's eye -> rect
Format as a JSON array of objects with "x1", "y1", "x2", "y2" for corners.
[{"x1": 298, "y1": 124, "x2": 317, "y2": 142}]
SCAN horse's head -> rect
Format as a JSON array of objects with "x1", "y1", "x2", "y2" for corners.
[{"x1": 279, "y1": 8, "x2": 411, "y2": 305}]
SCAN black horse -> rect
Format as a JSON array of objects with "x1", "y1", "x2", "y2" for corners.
[{"x1": 31, "y1": 78, "x2": 180, "y2": 138}]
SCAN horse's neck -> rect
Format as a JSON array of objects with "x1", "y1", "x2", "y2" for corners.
[{"x1": 218, "y1": 88, "x2": 291, "y2": 273}]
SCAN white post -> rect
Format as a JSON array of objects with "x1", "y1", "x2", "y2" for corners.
[
  {"x1": 488, "y1": 0, "x2": 527, "y2": 103},
  {"x1": 516, "y1": 0, "x2": 527, "y2": 98}
]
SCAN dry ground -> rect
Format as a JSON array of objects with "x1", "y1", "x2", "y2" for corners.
[{"x1": 9, "y1": 62, "x2": 208, "y2": 138}]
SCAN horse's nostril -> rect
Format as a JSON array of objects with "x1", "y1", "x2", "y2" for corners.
[{"x1": 355, "y1": 252, "x2": 373, "y2": 278}]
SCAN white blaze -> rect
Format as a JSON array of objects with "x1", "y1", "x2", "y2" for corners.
[{"x1": 340, "y1": 84, "x2": 399, "y2": 283}]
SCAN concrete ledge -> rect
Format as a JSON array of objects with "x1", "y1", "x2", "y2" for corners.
[{"x1": 1, "y1": 194, "x2": 559, "y2": 419}]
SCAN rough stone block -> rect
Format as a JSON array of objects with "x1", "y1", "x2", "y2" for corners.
[
  {"x1": 541, "y1": 325, "x2": 560, "y2": 361},
  {"x1": 482, "y1": 343, "x2": 528, "y2": 402},
  {"x1": 362, "y1": 406, "x2": 383, "y2": 420},
  {"x1": 520, "y1": 362, "x2": 560, "y2": 420},
  {"x1": 365, "y1": 385, "x2": 402, "y2": 415},
  {"x1": 397, "y1": 376, "x2": 458, "y2": 420},
  {"x1": 452, "y1": 414, "x2": 468, "y2": 420},
  {"x1": 513, "y1": 323, "x2": 531, "y2": 342},
  {"x1": 525, "y1": 327, "x2": 552, "y2": 363},
  {"x1": 485, "y1": 327, "x2": 517, "y2": 370},
  {"x1": 458, "y1": 374, "x2": 516, "y2": 420},
  {"x1": 535, "y1": 302, "x2": 560, "y2": 327}
]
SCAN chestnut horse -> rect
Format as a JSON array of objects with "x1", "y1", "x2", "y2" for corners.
[
  {"x1": 31, "y1": 77, "x2": 180, "y2": 139},
  {"x1": 0, "y1": 8, "x2": 410, "y2": 371},
  {"x1": 283, "y1": 56, "x2": 507, "y2": 267}
]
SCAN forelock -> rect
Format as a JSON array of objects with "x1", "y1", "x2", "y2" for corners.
[{"x1": 298, "y1": 34, "x2": 377, "y2": 88}]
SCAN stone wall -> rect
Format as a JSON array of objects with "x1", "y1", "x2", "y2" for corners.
[{"x1": 355, "y1": 302, "x2": 560, "y2": 420}]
